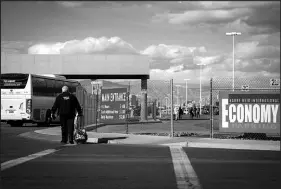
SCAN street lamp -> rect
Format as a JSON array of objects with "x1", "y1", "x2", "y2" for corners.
[
  {"x1": 196, "y1": 63, "x2": 206, "y2": 115},
  {"x1": 226, "y1": 32, "x2": 242, "y2": 91},
  {"x1": 184, "y1": 79, "x2": 190, "y2": 108},
  {"x1": 165, "y1": 96, "x2": 169, "y2": 108},
  {"x1": 175, "y1": 85, "x2": 181, "y2": 105}
]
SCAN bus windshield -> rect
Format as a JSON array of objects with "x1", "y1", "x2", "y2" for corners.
[{"x1": 0, "y1": 73, "x2": 29, "y2": 89}]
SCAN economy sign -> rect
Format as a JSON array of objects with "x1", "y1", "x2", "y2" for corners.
[
  {"x1": 100, "y1": 88, "x2": 128, "y2": 124},
  {"x1": 219, "y1": 91, "x2": 280, "y2": 134}
]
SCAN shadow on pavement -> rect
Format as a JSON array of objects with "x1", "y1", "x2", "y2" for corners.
[{"x1": 84, "y1": 136, "x2": 128, "y2": 144}]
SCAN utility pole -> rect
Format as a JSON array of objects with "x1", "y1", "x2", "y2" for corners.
[
  {"x1": 170, "y1": 79, "x2": 174, "y2": 138},
  {"x1": 226, "y1": 32, "x2": 242, "y2": 91},
  {"x1": 126, "y1": 81, "x2": 130, "y2": 134},
  {"x1": 95, "y1": 84, "x2": 99, "y2": 132}
]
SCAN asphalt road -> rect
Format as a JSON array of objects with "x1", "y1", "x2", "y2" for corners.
[
  {"x1": 184, "y1": 147, "x2": 280, "y2": 189},
  {"x1": 1, "y1": 122, "x2": 280, "y2": 189},
  {"x1": 1, "y1": 122, "x2": 62, "y2": 163}
]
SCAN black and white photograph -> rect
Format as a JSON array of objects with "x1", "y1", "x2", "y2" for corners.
[{"x1": 1, "y1": 1, "x2": 280, "y2": 189}]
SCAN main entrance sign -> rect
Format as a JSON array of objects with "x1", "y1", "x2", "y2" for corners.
[{"x1": 100, "y1": 88, "x2": 128, "y2": 124}]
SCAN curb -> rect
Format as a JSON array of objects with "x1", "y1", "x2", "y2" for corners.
[
  {"x1": 20, "y1": 132, "x2": 280, "y2": 151},
  {"x1": 186, "y1": 142, "x2": 280, "y2": 151},
  {"x1": 84, "y1": 124, "x2": 106, "y2": 131},
  {"x1": 19, "y1": 131, "x2": 61, "y2": 142},
  {"x1": 160, "y1": 142, "x2": 188, "y2": 147}
]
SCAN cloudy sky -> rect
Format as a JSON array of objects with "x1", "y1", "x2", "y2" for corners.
[{"x1": 1, "y1": 1, "x2": 280, "y2": 84}]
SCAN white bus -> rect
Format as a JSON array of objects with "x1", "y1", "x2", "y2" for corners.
[{"x1": 1, "y1": 73, "x2": 81, "y2": 127}]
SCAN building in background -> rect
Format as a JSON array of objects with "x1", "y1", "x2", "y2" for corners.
[{"x1": 130, "y1": 94, "x2": 137, "y2": 108}]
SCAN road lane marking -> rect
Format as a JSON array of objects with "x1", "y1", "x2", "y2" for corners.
[
  {"x1": 170, "y1": 146, "x2": 202, "y2": 189},
  {"x1": 189, "y1": 158, "x2": 280, "y2": 164},
  {"x1": 1, "y1": 149, "x2": 59, "y2": 171}
]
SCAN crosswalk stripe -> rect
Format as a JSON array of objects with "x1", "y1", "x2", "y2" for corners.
[
  {"x1": 1, "y1": 149, "x2": 59, "y2": 171},
  {"x1": 170, "y1": 146, "x2": 202, "y2": 189}
]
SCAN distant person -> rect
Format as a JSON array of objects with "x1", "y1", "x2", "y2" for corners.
[
  {"x1": 190, "y1": 107, "x2": 194, "y2": 119},
  {"x1": 174, "y1": 107, "x2": 179, "y2": 120},
  {"x1": 179, "y1": 106, "x2": 183, "y2": 120},
  {"x1": 51, "y1": 86, "x2": 83, "y2": 144},
  {"x1": 193, "y1": 106, "x2": 197, "y2": 118},
  {"x1": 197, "y1": 108, "x2": 200, "y2": 118}
]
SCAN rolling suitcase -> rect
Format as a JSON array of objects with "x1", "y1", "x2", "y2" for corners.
[{"x1": 74, "y1": 114, "x2": 88, "y2": 144}]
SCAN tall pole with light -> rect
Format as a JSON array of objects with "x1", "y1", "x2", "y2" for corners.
[
  {"x1": 175, "y1": 85, "x2": 181, "y2": 106},
  {"x1": 184, "y1": 79, "x2": 190, "y2": 107},
  {"x1": 196, "y1": 63, "x2": 206, "y2": 115},
  {"x1": 226, "y1": 32, "x2": 241, "y2": 91},
  {"x1": 165, "y1": 97, "x2": 169, "y2": 112}
]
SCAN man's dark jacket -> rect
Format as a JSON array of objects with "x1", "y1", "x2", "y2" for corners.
[{"x1": 52, "y1": 92, "x2": 82, "y2": 118}]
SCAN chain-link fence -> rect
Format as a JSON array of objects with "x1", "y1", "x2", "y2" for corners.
[
  {"x1": 75, "y1": 85, "x2": 97, "y2": 129},
  {"x1": 210, "y1": 76, "x2": 280, "y2": 140},
  {"x1": 146, "y1": 80, "x2": 211, "y2": 121}
]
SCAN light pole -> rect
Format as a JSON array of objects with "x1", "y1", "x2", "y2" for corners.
[
  {"x1": 196, "y1": 63, "x2": 206, "y2": 115},
  {"x1": 184, "y1": 79, "x2": 190, "y2": 107},
  {"x1": 226, "y1": 32, "x2": 242, "y2": 91},
  {"x1": 165, "y1": 96, "x2": 169, "y2": 116},
  {"x1": 175, "y1": 85, "x2": 181, "y2": 106}
]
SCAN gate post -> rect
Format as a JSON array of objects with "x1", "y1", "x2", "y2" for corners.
[
  {"x1": 140, "y1": 79, "x2": 148, "y2": 122},
  {"x1": 210, "y1": 78, "x2": 213, "y2": 138}
]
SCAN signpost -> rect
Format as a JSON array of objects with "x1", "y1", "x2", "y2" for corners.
[
  {"x1": 219, "y1": 91, "x2": 280, "y2": 134},
  {"x1": 100, "y1": 88, "x2": 128, "y2": 124}
]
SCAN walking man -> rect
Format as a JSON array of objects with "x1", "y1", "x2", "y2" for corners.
[{"x1": 51, "y1": 86, "x2": 83, "y2": 144}]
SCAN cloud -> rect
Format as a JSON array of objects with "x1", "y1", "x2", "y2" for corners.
[
  {"x1": 194, "y1": 55, "x2": 226, "y2": 65},
  {"x1": 152, "y1": 1, "x2": 280, "y2": 35},
  {"x1": 235, "y1": 41, "x2": 280, "y2": 59},
  {"x1": 28, "y1": 37, "x2": 138, "y2": 55},
  {"x1": 141, "y1": 44, "x2": 207, "y2": 71},
  {"x1": 1, "y1": 41, "x2": 34, "y2": 54},
  {"x1": 249, "y1": 32, "x2": 280, "y2": 46},
  {"x1": 168, "y1": 8, "x2": 252, "y2": 25},
  {"x1": 196, "y1": 1, "x2": 277, "y2": 10},
  {"x1": 236, "y1": 59, "x2": 280, "y2": 74},
  {"x1": 241, "y1": 3, "x2": 280, "y2": 32},
  {"x1": 57, "y1": 1, "x2": 84, "y2": 8}
]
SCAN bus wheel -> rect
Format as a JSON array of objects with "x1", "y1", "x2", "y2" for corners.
[
  {"x1": 45, "y1": 110, "x2": 52, "y2": 127},
  {"x1": 37, "y1": 110, "x2": 52, "y2": 127},
  {"x1": 10, "y1": 121, "x2": 23, "y2": 127}
]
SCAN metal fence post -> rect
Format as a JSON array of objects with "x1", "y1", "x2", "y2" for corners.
[
  {"x1": 170, "y1": 79, "x2": 174, "y2": 138},
  {"x1": 95, "y1": 84, "x2": 99, "y2": 132},
  {"x1": 126, "y1": 82, "x2": 130, "y2": 134},
  {"x1": 210, "y1": 78, "x2": 213, "y2": 138}
]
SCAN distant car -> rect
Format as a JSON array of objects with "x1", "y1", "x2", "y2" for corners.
[{"x1": 184, "y1": 109, "x2": 189, "y2": 115}]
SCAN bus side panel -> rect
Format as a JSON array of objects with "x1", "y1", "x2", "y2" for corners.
[{"x1": 32, "y1": 96, "x2": 56, "y2": 122}]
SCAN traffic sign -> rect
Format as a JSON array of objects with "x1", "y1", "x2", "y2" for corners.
[
  {"x1": 241, "y1": 85, "x2": 249, "y2": 92},
  {"x1": 270, "y1": 78, "x2": 280, "y2": 86}
]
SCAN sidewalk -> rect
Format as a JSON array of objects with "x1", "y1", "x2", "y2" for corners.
[{"x1": 19, "y1": 121, "x2": 280, "y2": 151}]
